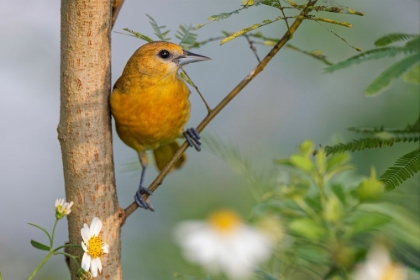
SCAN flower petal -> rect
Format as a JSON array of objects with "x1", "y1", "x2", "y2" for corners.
[
  {"x1": 90, "y1": 257, "x2": 99, "y2": 277},
  {"x1": 93, "y1": 257, "x2": 103, "y2": 274},
  {"x1": 81, "y1": 252, "x2": 91, "y2": 272},
  {"x1": 81, "y1": 241, "x2": 88, "y2": 252},
  {"x1": 102, "y1": 243, "x2": 110, "y2": 254},
  {"x1": 90, "y1": 217, "x2": 102, "y2": 237},
  {"x1": 81, "y1": 224, "x2": 90, "y2": 242}
]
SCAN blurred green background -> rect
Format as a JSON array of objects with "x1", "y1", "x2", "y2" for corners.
[{"x1": 0, "y1": 0, "x2": 418, "y2": 279}]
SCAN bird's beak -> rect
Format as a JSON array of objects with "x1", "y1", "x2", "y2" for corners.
[{"x1": 177, "y1": 50, "x2": 211, "y2": 66}]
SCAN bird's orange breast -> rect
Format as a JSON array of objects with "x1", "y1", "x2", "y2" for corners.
[{"x1": 110, "y1": 76, "x2": 190, "y2": 152}]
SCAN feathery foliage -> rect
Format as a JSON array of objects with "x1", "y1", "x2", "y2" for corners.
[
  {"x1": 175, "y1": 25, "x2": 198, "y2": 50},
  {"x1": 380, "y1": 148, "x2": 420, "y2": 191},
  {"x1": 325, "y1": 33, "x2": 420, "y2": 95},
  {"x1": 203, "y1": 134, "x2": 267, "y2": 201},
  {"x1": 324, "y1": 47, "x2": 416, "y2": 73},
  {"x1": 119, "y1": 28, "x2": 154, "y2": 43},
  {"x1": 375, "y1": 33, "x2": 419, "y2": 46},
  {"x1": 324, "y1": 134, "x2": 420, "y2": 156},
  {"x1": 146, "y1": 14, "x2": 170, "y2": 41},
  {"x1": 366, "y1": 52, "x2": 420, "y2": 95}
]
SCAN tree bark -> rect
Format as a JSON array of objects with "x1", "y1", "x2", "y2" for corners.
[{"x1": 59, "y1": 0, "x2": 122, "y2": 279}]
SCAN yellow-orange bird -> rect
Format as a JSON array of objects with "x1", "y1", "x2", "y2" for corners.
[{"x1": 110, "y1": 41, "x2": 210, "y2": 209}]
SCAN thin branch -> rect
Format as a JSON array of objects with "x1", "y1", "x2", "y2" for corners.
[
  {"x1": 123, "y1": 0, "x2": 319, "y2": 220},
  {"x1": 277, "y1": 0, "x2": 291, "y2": 35},
  {"x1": 244, "y1": 34, "x2": 261, "y2": 63},
  {"x1": 112, "y1": 0, "x2": 125, "y2": 28},
  {"x1": 180, "y1": 68, "x2": 212, "y2": 113}
]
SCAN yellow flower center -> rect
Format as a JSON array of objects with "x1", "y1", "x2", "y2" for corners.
[
  {"x1": 87, "y1": 236, "x2": 103, "y2": 259},
  {"x1": 209, "y1": 210, "x2": 241, "y2": 233},
  {"x1": 56, "y1": 205, "x2": 65, "y2": 213}
]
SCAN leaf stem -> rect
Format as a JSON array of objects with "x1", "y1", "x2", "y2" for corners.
[{"x1": 27, "y1": 251, "x2": 54, "y2": 280}]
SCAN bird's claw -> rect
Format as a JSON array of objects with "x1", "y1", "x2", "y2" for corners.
[
  {"x1": 134, "y1": 187, "x2": 154, "y2": 211},
  {"x1": 184, "y1": 128, "x2": 201, "y2": 151}
]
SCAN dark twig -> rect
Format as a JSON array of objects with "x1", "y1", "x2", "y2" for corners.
[
  {"x1": 180, "y1": 68, "x2": 212, "y2": 113},
  {"x1": 244, "y1": 34, "x2": 261, "y2": 63},
  {"x1": 123, "y1": 0, "x2": 319, "y2": 219}
]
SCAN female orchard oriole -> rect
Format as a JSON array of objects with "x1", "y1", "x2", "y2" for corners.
[{"x1": 110, "y1": 41, "x2": 210, "y2": 209}]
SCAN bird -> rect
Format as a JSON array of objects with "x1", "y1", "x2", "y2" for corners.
[{"x1": 110, "y1": 41, "x2": 210, "y2": 210}]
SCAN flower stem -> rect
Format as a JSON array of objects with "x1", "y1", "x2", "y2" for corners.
[
  {"x1": 50, "y1": 218, "x2": 59, "y2": 248},
  {"x1": 27, "y1": 251, "x2": 54, "y2": 280}
]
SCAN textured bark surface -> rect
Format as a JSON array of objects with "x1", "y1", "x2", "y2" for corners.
[{"x1": 59, "y1": 0, "x2": 122, "y2": 279}]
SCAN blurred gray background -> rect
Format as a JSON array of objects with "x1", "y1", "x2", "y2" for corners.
[{"x1": 0, "y1": 0, "x2": 418, "y2": 279}]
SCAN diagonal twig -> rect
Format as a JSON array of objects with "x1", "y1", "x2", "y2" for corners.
[{"x1": 122, "y1": 0, "x2": 319, "y2": 220}]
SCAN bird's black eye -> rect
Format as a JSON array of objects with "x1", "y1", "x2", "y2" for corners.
[{"x1": 158, "y1": 49, "x2": 170, "y2": 59}]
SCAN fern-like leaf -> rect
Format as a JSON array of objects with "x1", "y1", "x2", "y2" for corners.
[
  {"x1": 194, "y1": 5, "x2": 255, "y2": 30},
  {"x1": 120, "y1": 28, "x2": 154, "y2": 43},
  {"x1": 146, "y1": 14, "x2": 170, "y2": 41},
  {"x1": 175, "y1": 24, "x2": 198, "y2": 50},
  {"x1": 365, "y1": 53, "x2": 420, "y2": 96},
  {"x1": 220, "y1": 17, "x2": 283, "y2": 45},
  {"x1": 374, "y1": 33, "x2": 418, "y2": 47},
  {"x1": 324, "y1": 47, "x2": 416, "y2": 73},
  {"x1": 405, "y1": 36, "x2": 420, "y2": 51},
  {"x1": 325, "y1": 134, "x2": 420, "y2": 156},
  {"x1": 402, "y1": 63, "x2": 420, "y2": 84},
  {"x1": 380, "y1": 148, "x2": 420, "y2": 191}
]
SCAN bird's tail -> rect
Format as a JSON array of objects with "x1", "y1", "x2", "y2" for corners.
[{"x1": 153, "y1": 141, "x2": 186, "y2": 171}]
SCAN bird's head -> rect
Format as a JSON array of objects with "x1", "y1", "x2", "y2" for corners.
[{"x1": 129, "y1": 41, "x2": 210, "y2": 78}]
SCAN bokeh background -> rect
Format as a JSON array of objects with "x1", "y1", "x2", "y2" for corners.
[{"x1": 0, "y1": 0, "x2": 418, "y2": 279}]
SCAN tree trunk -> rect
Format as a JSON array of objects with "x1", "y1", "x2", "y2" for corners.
[{"x1": 59, "y1": 0, "x2": 122, "y2": 279}]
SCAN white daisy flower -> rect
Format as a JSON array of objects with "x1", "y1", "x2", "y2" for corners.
[
  {"x1": 55, "y1": 198, "x2": 74, "y2": 219},
  {"x1": 81, "y1": 217, "x2": 109, "y2": 278},
  {"x1": 174, "y1": 210, "x2": 274, "y2": 280},
  {"x1": 353, "y1": 244, "x2": 407, "y2": 280}
]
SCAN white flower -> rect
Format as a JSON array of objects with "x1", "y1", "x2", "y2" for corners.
[
  {"x1": 81, "y1": 217, "x2": 109, "y2": 278},
  {"x1": 55, "y1": 198, "x2": 74, "y2": 219},
  {"x1": 174, "y1": 210, "x2": 274, "y2": 280},
  {"x1": 352, "y1": 245, "x2": 407, "y2": 280}
]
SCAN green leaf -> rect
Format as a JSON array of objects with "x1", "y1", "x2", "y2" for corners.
[
  {"x1": 176, "y1": 25, "x2": 198, "y2": 50},
  {"x1": 402, "y1": 63, "x2": 420, "y2": 84},
  {"x1": 405, "y1": 36, "x2": 420, "y2": 51},
  {"x1": 146, "y1": 14, "x2": 170, "y2": 41},
  {"x1": 299, "y1": 140, "x2": 314, "y2": 157},
  {"x1": 288, "y1": 218, "x2": 327, "y2": 241},
  {"x1": 325, "y1": 134, "x2": 420, "y2": 155},
  {"x1": 30, "y1": 240, "x2": 50, "y2": 251},
  {"x1": 121, "y1": 28, "x2": 154, "y2": 43},
  {"x1": 374, "y1": 33, "x2": 418, "y2": 46},
  {"x1": 28, "y1": 223, "x2": 51, "y2": 243},
  {"x1": 380, "y1": 148, "x2": 420, "y2": 191},
  {"x1": 356, "y1": 167, "x2": 385, "y2": 202},
  {"x1": 331, "y1": 185, "x2": 347, "y2": 206},
  {"x1": 255, "y1": 269, "x2": 279, "y2": 280},
  {"x1": 220, "y1": 17, "x2": 282, "y2": 45},
  {"x1": 365, "y1": 53, "x2": 420, "y2": 95},
  {"x1": 295, "y1": 246, "x2": 331, "y2": 264},
  {"x1": 290, "y1": 154, "x2": 315, "y2": 173},
  {"x1": 324, "y1": 47, "x2": 416, "y2": 73},
  {"x1": 326, "y1": 153, "x2": 350, "y2": 171},
  {"x1": 346, "y1": 213, "x2": 390, "y2": 238},
  {"x1": 323, "y1": 194, "x2": 342, "y2": 222}
]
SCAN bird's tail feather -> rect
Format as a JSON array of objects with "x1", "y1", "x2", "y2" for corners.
[{"x1": 153, "y1": 141, "x2": 186, "y2": 171}]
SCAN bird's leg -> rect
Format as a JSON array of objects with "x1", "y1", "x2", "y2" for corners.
[
  {"x1": 183, "y1": 128, "x2": 201, "y2": 151},
  {"x1": 134, "y1": 152, "x2": 154, "y2": 210}
]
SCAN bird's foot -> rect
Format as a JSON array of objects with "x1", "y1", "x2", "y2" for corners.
[
  {"x1": 134, "y1": 187, "x2": 154, "y2": 211},
  {"x1": 184, "y1": 128, "x2": 201, "y2": 151}
]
